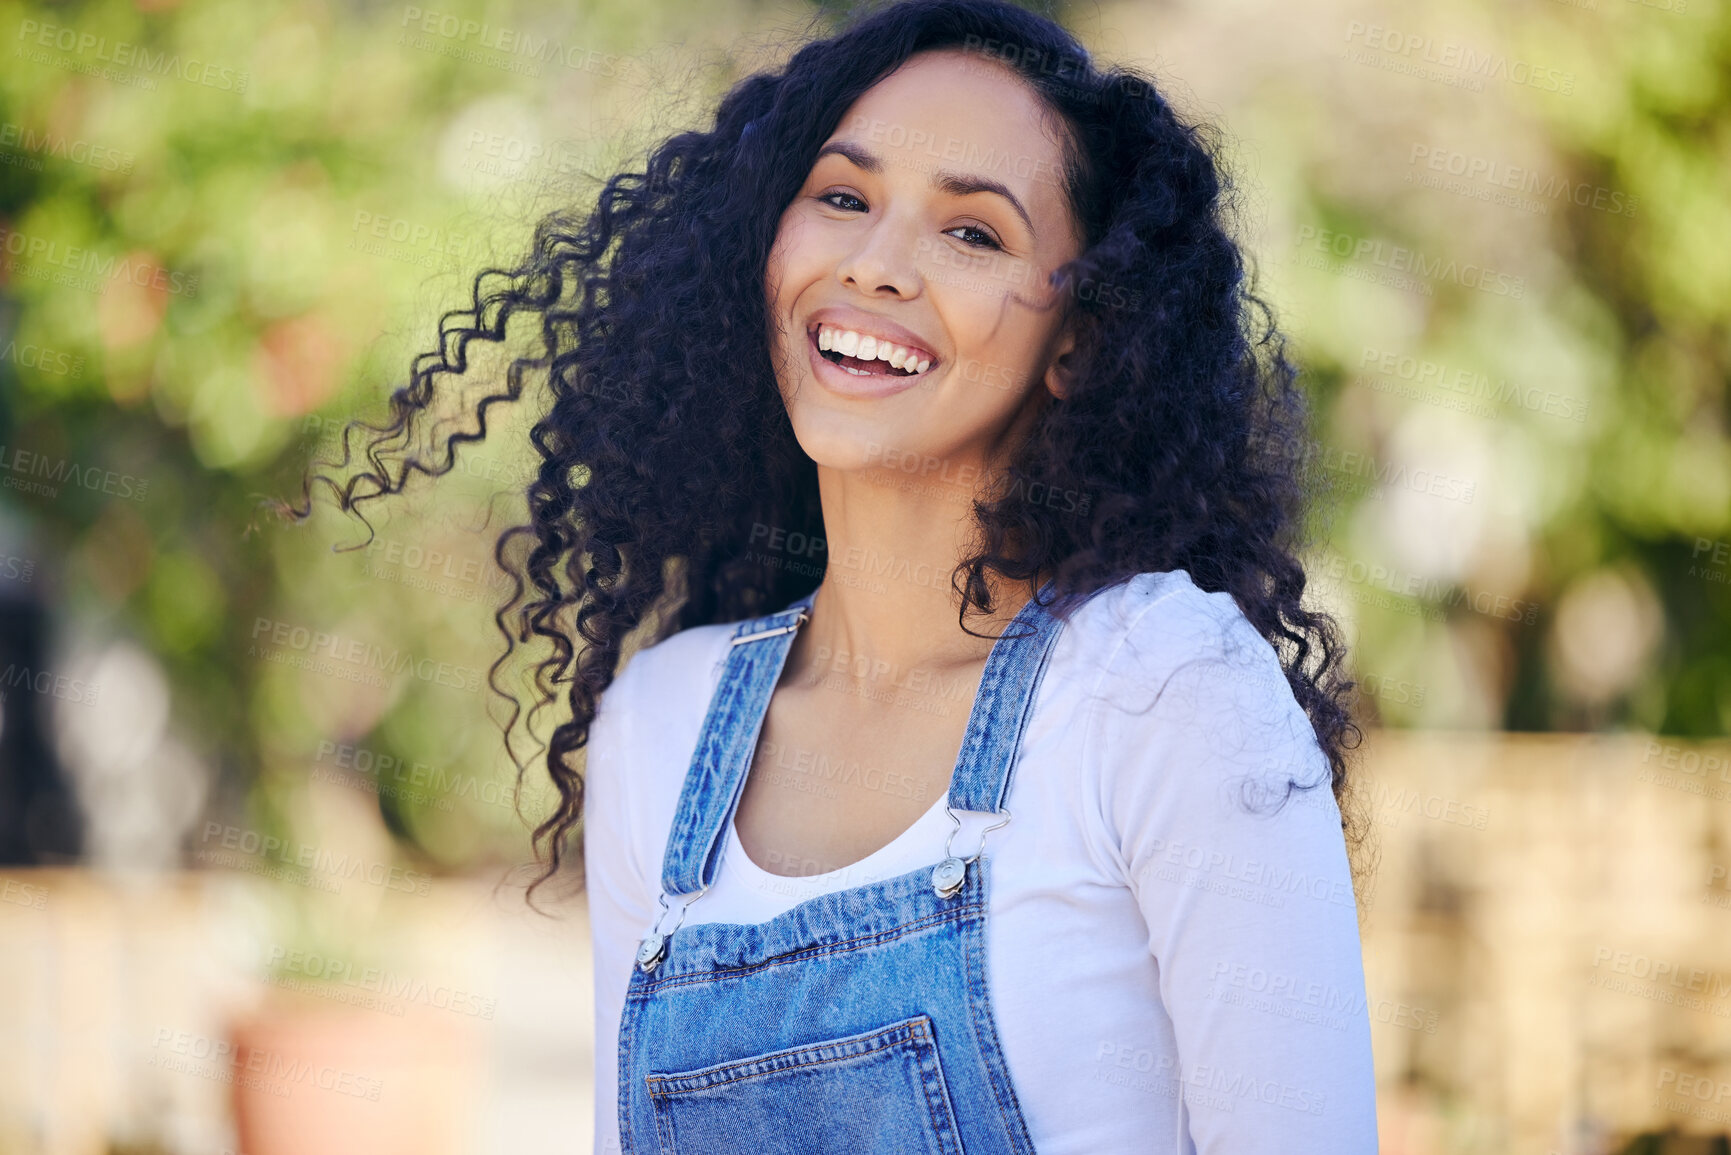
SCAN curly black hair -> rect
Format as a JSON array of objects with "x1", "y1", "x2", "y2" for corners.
[{"x1": 280, "y1": 0, "x2": 1369, "y2": 904}]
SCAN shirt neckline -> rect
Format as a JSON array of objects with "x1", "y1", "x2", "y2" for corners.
[{"x1": 723, "y1": 791, "x2": 952, "y2": 891}]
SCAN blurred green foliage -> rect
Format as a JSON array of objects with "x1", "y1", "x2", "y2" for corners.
[
  {"x1": 0, "y1": 0, "x2": 1725, "y2": 879},
  {"x1": 1271, "y1": 0, "x2": 1731, "y2": 735}
]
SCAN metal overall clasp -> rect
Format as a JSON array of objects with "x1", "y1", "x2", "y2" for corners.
[
  {"x1": 636, "y1": 883, "x2": 708, "y2": 972},
  {"x1": 728, "y1": 609, "x2": 810, "y2": 647},
  {"x1": 931, "y1": 805, "x2": 1011, "y2": 899}
]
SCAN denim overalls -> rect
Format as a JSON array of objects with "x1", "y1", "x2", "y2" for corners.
[{"x1": 616, "y1": 583, "x2": 1065, "y2": 1154}]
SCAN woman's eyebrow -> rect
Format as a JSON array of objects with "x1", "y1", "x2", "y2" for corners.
[
  {"x1": 814, "y1": 140, "x2": 1037, "y2": 239},
  {"x1": 931, "y1": 170, "x2": 1034, "y2": 238},
  {"x1": 815, "y1": 139, "x2": 883, "y2": 172}
]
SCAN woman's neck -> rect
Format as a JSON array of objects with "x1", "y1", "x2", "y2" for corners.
[{"x1": 788, "y1": 461, "x2": 1045, "y2": 681}]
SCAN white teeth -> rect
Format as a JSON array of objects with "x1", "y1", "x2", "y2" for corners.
[{"x1": 815, "y1": 325, "x2": 934, "y2": 373}]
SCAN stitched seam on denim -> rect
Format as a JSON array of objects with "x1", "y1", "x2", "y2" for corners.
[
  {"x1": 650, "y1": 1070, "x2": 675, "y2": 1155},
  {"x1": 957, "y1": 623, "x2": 1027, "y2": 805},
  {"x1": 960, "y1": 610, "x2": 1062, "y2": 812},
  {"x1": 668, "y1": 628, "x2": 763, "y2": 892},
  {"x1": 954, "y1": 663, "x2": 1003, "y2": 798},
  {"x1": 952, "y1": 598, "x2": 1048, "y2": 808},
  {"x1": 618, "y1": 973, "x2": 640, "y2": 1155},
  {"x1": 992, "y1": 627, "x2": 1061, "y2": 813},
  {"x1": 960, "y1": 893, "x2": 1033, "y2": 1152},
  {"x1": 645, "y1": 1016, "x2": 928, "y2": 1093},
  {"x1": 708, "y1": 641, "x2": 771, "y2": 884},
  {"x1": 700, "y1": 647, "x2": 753, "y2": 877},
  {"x1": 912, "y1": 1018, "x2": 953, "y2": 1144},
  {"x1": 683, "y1": 614, "x2": 790, "y2": 892},
  {"x1": 912, "y1": 1017, "x2": 963, "y2": 1151},
  {"x1": 665, "y1": 662, "x2": 738, "y2": 893},
  {"x1": 640, "y1": 902, "x2": 982, "y2": 992},
  {"x1": 655, "y1": 625, "x2": 736, "y2": 897},
  {"x1": 960, "y1": 894, "x2": 1012, "y2": 1140}
]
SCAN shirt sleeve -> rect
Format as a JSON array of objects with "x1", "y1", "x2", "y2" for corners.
[
  {"x1": 1094, "y1": 589, "x2": 1379, "y2": 1154},
  {"x1": 584, "y1": 669, "x2": 657, "y2": 1155}
]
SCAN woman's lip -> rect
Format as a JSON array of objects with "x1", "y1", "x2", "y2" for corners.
[
  {"x1": 806, "y1": 320, "x2": 938, "y2": 368},
  {"x1": 805, "y1": 326, "x2": 929, "y2": 398}
]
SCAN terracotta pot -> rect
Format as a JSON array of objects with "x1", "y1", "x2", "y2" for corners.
[{"x1": 227, "y1": 987, "x2": 480, "y2": 1155}]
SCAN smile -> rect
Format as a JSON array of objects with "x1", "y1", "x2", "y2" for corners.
[{"x1": 809, "y1": 323, "x2": 937, "y2": 378}]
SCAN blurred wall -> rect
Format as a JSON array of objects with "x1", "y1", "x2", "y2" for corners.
[{"x1": 5, "y1": 733, "x2": 1731, "y2": 1153}]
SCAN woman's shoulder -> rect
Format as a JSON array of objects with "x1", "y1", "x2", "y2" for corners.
[
  {"x1": 1070, "y1": 571, "x2": 1331, "y2": 804},
  {"x1": 602, "y1": 618, "x2": 738, "y2": 719},
  {"x1": 1061, "y1": 569, "x2": 1279, "y2": 691}
]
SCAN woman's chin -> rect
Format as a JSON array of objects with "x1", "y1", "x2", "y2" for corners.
[{"x1": 787, "y1": 410, "x2": 917, "y2": 471}]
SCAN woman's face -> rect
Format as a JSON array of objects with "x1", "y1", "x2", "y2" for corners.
[{"x1": 765, "y1": 49, "x2": 1084, "y2": 486}]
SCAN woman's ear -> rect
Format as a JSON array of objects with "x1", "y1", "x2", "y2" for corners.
[{"x1": 1042, "y1": 321, "x2": 1079, "y2": 401}]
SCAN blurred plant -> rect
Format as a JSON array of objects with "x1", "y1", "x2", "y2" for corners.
[
  {"x1": 0, "y1": 0, "x2": 1724, "y2": 890},
  {"x1": 1266, "y1": 0, "x2": 1731, "y2": 733},
  {"x1": 0, "y1": 0, "x2": 737, "y2": 873}
]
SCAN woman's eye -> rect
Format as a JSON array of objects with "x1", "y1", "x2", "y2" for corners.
[
  {"x1": 819, "y1": 191, "x2": 867, "y2": 212},
  {"x1": 944, "y1": 224, "x2": 1002, "y2": 251}
]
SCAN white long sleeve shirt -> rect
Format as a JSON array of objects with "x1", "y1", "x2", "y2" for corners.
[{"x1": 583, "y1": 569, "x2": 1379, "y2": 1154}]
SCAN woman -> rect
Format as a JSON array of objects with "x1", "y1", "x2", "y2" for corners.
[{"x1": 294, "y1": 0, "x2": 1378, "y2": 1150}]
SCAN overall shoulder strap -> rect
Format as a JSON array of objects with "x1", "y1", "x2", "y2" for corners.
[
  {"x1": 656, "y1": 590, "x2": 817, "y2": 896},
  {"x1": 945, "y1": 583, "x2": 1066, "y2": 814}
]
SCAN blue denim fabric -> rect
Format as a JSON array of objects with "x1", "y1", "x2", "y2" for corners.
[{"x1": 617, "y1": 584, "x2": 1065, "y2": 1154}]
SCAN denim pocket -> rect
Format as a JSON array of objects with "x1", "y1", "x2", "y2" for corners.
[{"x1": 645, "y1": 1014, "x2": 964, "y2": 1155}]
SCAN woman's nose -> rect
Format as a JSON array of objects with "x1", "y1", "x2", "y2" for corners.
[{"x1": 835, "y1": 216, "x2": 921, "y2": 299}]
